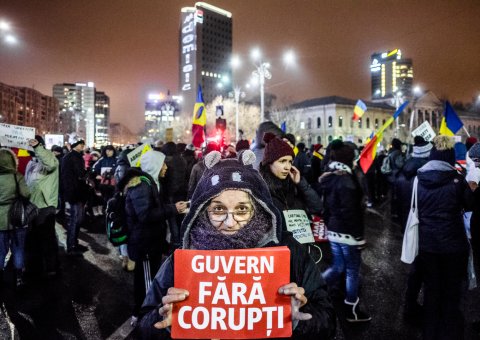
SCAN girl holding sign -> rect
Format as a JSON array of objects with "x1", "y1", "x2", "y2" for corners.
[{"x1": 137, "y1": 150, "x2": 336, "y2": 339}]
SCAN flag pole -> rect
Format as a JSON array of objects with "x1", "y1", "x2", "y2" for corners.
[{"x1": 462, "y1": 126, "x2": 471, "y2": 138}]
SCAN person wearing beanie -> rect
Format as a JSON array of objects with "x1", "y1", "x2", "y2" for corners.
[
  {"x1": 61, "y1": 135, "x2": 89, "y2": 255},
  {"x1": 24, "y1": 137, "x2": 60, "y2": 279},
  {"x1": 187, "y1": 142, "x2": 221, "y2": 199},
  {"x1": 252, "y1": 121, "x2": 283, "y2": 170},
  {"x1": 118, "y1": 150, "x2": 188, "y2": 327},
  {"x1": 259, "y1": 133, "x2": 322, "y2": 234},
  {"x1": 293, "y1": 142, "x2": 311, "y2": 180},
  {"x1": 466, "y1": 136, "x2": 478, "y2": 151},
  {"x1": 318, "y1": 140, "x2": 371, "y2": 323},
  {"x1": 93, "y1": 145, "x2": 117, "y2": 177},
  {"x1": 137, "y1": 150, "x2": 336, "y2": 339},
  {"x1": 235, "y1": 139, "x2": 250, "y2": 153},
  {"x1": 415, "y1": 135, "x2": 476, "y2": 339}
]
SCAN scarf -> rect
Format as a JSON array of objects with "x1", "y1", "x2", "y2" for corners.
[{"x1": 189, "y1": 209, "x2": 271, "y2": 250}]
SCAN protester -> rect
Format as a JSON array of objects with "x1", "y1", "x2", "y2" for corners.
[
  {"x1": 24, "y1": 137, "x2": 60, "y2": 279},
  {"x1": 318, "y1": 140, "x2": 371, "y2": 323},
  {"x1": 235, "y1": 139, "x2": 250, "y2": 153},
  {"x1": 293, "y1": 142, "x2": 311, "y2": 179},
  {"x1": 415, "y1": 135, "x2": 475, "y2": 340},
  {"x1": 252, "y1": 121, "x2": 283, "y2": 170},
  {"x1": 187, "y1": 142, "x2": 220, "y2": 198},
  {"x1": 61, "y1": 136, "x2": 89, "y2": 255},
  {"x1": 310, "y1": 143, "x2": 324, "y2": 184},
  {"x1": 118, "y1": 150, "x2": 188, "y2": 326},
  {"x1": 0, "y1": 148, "x2": 31, "y2": 287},
  {"x1": 468, "y1": 142, "x2": 480, "y2": 258},
  {"x1": 181, "y1": 144, "x2": 196, "y2": 186},
  {"x1": 93, "y1": 145, "x2": 117, "y2": 176},
  {"x1": 259, "y1": 133, "x2": 322, "y2": 232},
  {"x1": 137, "y1": 150, "x2": 336, "y2": 339}
]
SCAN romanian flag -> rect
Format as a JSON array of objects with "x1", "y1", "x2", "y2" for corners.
[
  {"x1": 439, "y1": 101, "x2": 463, "y2": 136},
  {"x1": 359, "y1": 101, "x2": 409, "y2": 173},
  {"x1": 352, "y1": 100, "x2": 367, "y2": 121},
  {"x1": 191, "y1": 85, "x2": 207, "y2": 148}
]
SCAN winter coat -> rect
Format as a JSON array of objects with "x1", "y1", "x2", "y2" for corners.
[
  {"x1": 163, "y1": 155, "x2": 187, "y2": 202},
  {"x1": 25, "y1": 144, "x2": 59, "y2": 209},
  {"x1": 395, "y1": 157, "x2": 429, "y2": 229},
  {"x1": 187, "y1": 160, "x2": 206, "y2": 199},
  {"x1": 61, "y1": 150, "x2": 87, "y2": 203},
  {"x1": 114, "y1": 149, "x2": 132, "y2": 184},
  {"x1": 261, "y1": 170, "x2": 322, "y2": 233},
  {"x1": 0, "y1": 149, "x2": 31, "y2": 231},
  {"x1": 181, "y1": 150, "x2": 196, "y2": 185},
  {"x1": 293, "y1": 151, "x2": 311, "y2": 179},
  {"x1": 120, "y1": 169, "x2": 177, "y2": 262},
  {"x1": 93, "y1": 156, "x2": 117, "y2": 176},
  {"x1": 417, "y1": 160, "x2": 473, "y2": 254},
  {"x1": 385, "y1": 149, "x2": 405, "y2": 183},
  {"x1": 318, "y1": 164, "x2": 365, "y2": 244},
  {"x1": 310, "y1": 153, "x2": 323, "y2": 184}
]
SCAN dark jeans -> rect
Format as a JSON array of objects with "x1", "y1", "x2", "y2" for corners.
[
  {"x1": 322, "y1": 242, "x2": 362, "y2": 303},
  {"x1": 418, "y1": 251, "x2": 468, "y2": 340},
  {"x1": 133, "y1": 253, "x2": 162, "y2": 316},
  {"x1": 66, "y1": 202, "x2": 84, "y2": 250},
  {"x1": 25, "y1": 207, "x2": 59, "y2": 275},
  {"x1": 405, "y1": 256, "x2": 423, "y2": 310},
  {"x1": 0, "y1": 228, "x2": 28, "y2": 270}
]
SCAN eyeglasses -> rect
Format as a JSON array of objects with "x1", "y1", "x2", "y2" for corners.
[{"x1": 207, "y1": 207, "x2": 253, "y2": 223}]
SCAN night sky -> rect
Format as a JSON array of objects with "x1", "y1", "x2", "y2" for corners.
[{"x1": 1, "y1": 0, "x2": 479, "y2": 134}]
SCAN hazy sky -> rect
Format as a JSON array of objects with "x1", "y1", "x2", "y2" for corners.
[{"x1": 1, "y1": 0, "x2": 479, "y2": 133}]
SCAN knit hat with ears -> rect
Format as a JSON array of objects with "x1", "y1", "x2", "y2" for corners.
[
  {"x1": 261, "y1": 132, "x2": 295, "y2": 165},
  {"x1": 181, "y1": 150, "x2": 282, "y2": 249}
]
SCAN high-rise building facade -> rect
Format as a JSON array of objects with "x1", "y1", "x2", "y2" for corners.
[
  {"x1": 179, "y1": 2, "x2": 232, "y2": 115},
  {"x1": 94, "y1": 91, "x2": 110, "y2": 146},
  {"x1": 0, "y1": 82, "x2": 60, "y2": 135},
  {"x1": 53, "y1": 82, "x2": 101, "y2": 147},
  {"x1": 370, "y1": 49, "x2": 413, "y2": 101}
]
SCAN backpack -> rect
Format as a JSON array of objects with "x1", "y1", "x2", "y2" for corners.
[
  {"x1": 105, "y1": 192, "x2": 128, "y2": 246},
  {"x1": 381, "y1": 155, "x2": 393, "y2": 175}
]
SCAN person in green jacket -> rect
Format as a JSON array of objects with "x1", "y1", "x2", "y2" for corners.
[
  {"x1": 0, "y1": 148, "x2": 31, "y2": 287},
  {"x1": 24, "y1": 136, "x2": 60, "y2": 278}
]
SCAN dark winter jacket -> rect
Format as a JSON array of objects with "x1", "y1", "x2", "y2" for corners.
[
  {"x1": 417, "y1": 160, "x2": 473, "y2": 254},
  {"x1": 294, "y1": 150, "x2": 311, "y2": 179},
  {"x1": 260, "y1": 168, "x2": 322, "y2": 232},
  {"x1": 187, "y1": 160, "x2": 206, "y2": 199},
  {"x1": 93, "y1": 156, "x2": 117, "y2": 176},
  {"x1": 395, "y1": 157, "x2": 429, "y2": 230},
  {"x1": 385, "y1": 149, "x2": 405, "y2": 183},
  {"x1": 181, "y1": 150, "x2": 196, "y2": 184},
  {"x1": 114, "y1": 149, "x2": 132, "y2": 184},
  {"x1": 163, "y1": 155, "x2": 187, "y2": 202},
  {"x1": 119, "y1": 168, "x2": 177, "y2": 262},
  {"x1": 61, "y1": 150, "x2": 87, "y2": 203},
  {"x1": 318, "y1": 162, "x2": 365, "y2": 244}
]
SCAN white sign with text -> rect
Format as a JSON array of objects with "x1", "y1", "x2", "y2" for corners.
[{"x1": 0, "y1": 123, "x2": 35, "y2": 150}]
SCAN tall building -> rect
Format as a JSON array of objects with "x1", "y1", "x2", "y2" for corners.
[
  {"x1": 179, "y1": 2, "x2": 232, "y2": 115},
  {"x1": 143, "y1": 93, "x2": 181, "y2": 141},
  {"x1": 53, "y1": 82, "x2": 110, "y2": 147},
  {"x1": 370, "y1": 49, "x2": 413, "y2": 101},
  {"x1": 0, "y1": 82, "x2": 60, "y2": 135},
  {"x1": 94, "y1": 91, "x2": 110, "y2": 146}
]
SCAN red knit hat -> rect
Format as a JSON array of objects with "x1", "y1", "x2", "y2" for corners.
[{"x1": 261, "y1": 132, "x2": 295, "y2": 165}]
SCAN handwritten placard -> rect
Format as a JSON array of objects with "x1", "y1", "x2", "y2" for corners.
[
  {"x1": 411, "y1": 121, "x2": 436, "y2": 142},
  {"x1": 172, "y1": 247, "x2": 292, "y2": 339},
  {"x1": 283, "y1": 210, "x2": 315, "y2": 244},
  {"x1": 127, "y1": 143, "x2": 152, "y2": 167},
  {"x1": 0, "y1": 123, "x2": 35, "y2": 150}
]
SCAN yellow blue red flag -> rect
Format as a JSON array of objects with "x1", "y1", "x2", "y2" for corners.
[
  {"x1": 352, "y1": 100, "x2": 367, "y2": 121},
  {"x1": 192, "y1": 85, "x2": 206, "y2": 147}
]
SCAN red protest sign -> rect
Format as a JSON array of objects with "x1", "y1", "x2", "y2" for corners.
[{"x1": 172, "y1": 246, "x2": 292, "y2": 339}]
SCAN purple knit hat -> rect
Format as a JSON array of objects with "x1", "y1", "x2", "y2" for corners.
[{"x1": 261, "y1": 132, "x2": 295, "y2": 165}]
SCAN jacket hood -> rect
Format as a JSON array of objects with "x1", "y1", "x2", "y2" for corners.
[
  {"x1": 181, "y1": 150, "x2": 282, "y2": 249},
  {"x1": 254, "y1": 121, "x2": 283, "y2": 150},
  {"x1": 117, "y1": 148, "x2": 133, "y2": 166},
  {"x1": 417, "y1": 160, "x2": 458, "y2": 188},
  {"x1": 0, "y1": 148, "x2": 18, "y2": 174},
  {"x1": 140, "y1": 150, "x2": 165, "y2": 189},
  {"x1": 402, "y1": 157, "x2": 428, "y2": 179}
]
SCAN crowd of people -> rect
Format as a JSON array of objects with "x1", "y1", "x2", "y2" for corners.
[{"x1": 0, "y1": 124, "x2": 479, "y2": 339}]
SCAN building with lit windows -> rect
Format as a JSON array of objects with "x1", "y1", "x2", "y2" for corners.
[
  {"x1": 53, "y1": 82, "x2": 96, "y2": 146},
  {"x1": 143, "y1": 93, "x2": 181, "y2": 141},
  {"x1": 0, "y1": 82, "x2": 60, "y2": 135},
  {"x1": 371, "y1": 49, "x2": 413, "y2": 101},
  {"x1": 179, "y1": 2, "x2": 232, "y2": 115},
  {"x1": 94, "y1": 91, "x2": 110, "y2": 146}
]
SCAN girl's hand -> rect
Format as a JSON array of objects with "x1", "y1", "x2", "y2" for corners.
[
  {"x1": 289, "y1": 166, "x2": 301, "y2": 184},
  {"x1": 154, "y1": 288, "x2": 189, "y2": 329}
]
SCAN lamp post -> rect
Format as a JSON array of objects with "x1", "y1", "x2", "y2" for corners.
[
  {"x1": 0, "y1": 20, "x2": 17, "y2": 45},
  {"x1": 229, "y1": 86, "x2": 246, "y2": 142}
]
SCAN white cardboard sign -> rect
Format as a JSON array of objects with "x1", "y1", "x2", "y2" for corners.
[
  {"x1": 283, "y1": 209, "x2": 315, "y2": 244},
  {"x1": 411, "y1": 121, "x2": 436, "y2": 142},
  {"x1": 0, "y1": 123, "x2": 35, "y2": 150},
  {"x1": 127, "y1": 144, "x2": 152, "y2": 167}
]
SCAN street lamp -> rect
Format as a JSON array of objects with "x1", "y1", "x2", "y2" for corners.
[
  {"x1": 0, "y1": 19, "x2": 17, "y2": 45},
  {"x1": 229, "y1": 86, "x2": 246, "y2": 142}
]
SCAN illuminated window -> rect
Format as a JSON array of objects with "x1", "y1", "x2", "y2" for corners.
[
  {"x1": 375, "y1": 118, "x2": 379, "y2": 128},
  {"x1": 328, "y1": 116, "x2": 332, "y2": 127},
  {"x1": 338, "y1": 116, "x2": 343, "y2": 127},
  {"x1": 358, "y1": 119, "x2": 362, "y2": 129}
]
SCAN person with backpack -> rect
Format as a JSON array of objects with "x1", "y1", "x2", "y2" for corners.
[
  {"x1": 0, "y1": 148, "x2": 32, "y2": 288},
  {"x1": 382, "y1": 138, "x2": 405, "y2": 220},
  {"x1": 118, "y1": 150, "x2": 188, "y2": 327}
]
